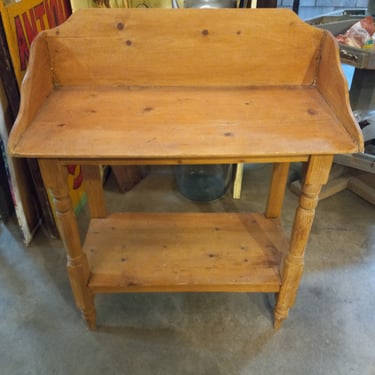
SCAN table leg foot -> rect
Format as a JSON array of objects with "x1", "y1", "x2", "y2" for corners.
[
  {"x1": 274, "y1": 304, "x2": 288, "y2": 330},
  {"x1": 274, "y1": 318, "x2": 283, "y2": 330},
  {"x1": 82, "y1": 307, "x2": 97, "y2": 330}
]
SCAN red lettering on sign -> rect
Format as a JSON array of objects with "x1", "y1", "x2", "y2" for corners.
[
  {"x1": 14, "y1": 16, "x2": 29, "y2": 71},
  {"x1": 22, "y1": 10, "x2": 38, "y2": 46},
  {"x1": 45, "y1": 0, "x2": 63, "y2": 27},
  {"x1": 34, "y1": 2, "x2": 47, "y2": 30},
  {"x1": 61, "y1": 0, "x2": 71, "y2": 21},
  {"x1": 67, "y1": 165, "x2": 83, "y2": 190},
  {"x1": 14, "y1": 0, "x2": 70, "y2": 73}
]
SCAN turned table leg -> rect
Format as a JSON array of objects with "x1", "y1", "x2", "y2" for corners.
[
  {"x1": 274, "y1": 155, "x2": 333, "y2": 329},
  {"x1": 39, "y1": 159, "x2": 97, "y2": 329}
]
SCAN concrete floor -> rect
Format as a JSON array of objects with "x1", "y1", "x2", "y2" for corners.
[{"x1": 1, "y1": 164, "x2": 374, "y2": 374}]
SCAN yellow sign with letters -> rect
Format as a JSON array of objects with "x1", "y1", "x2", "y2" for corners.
[{"x1": 1, "y1": 0, "x2": 86, "y2": 216}]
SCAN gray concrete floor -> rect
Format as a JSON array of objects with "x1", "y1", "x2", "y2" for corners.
[{"x1": 1, "y1": 164, "x2": 374, "y2": 374}]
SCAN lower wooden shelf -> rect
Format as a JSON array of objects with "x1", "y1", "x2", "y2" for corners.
[{"x1": 84, "y1": 212, "x2": 289, "y2": 293}]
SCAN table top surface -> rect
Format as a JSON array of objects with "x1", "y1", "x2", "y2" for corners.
[{"x1": 10, "y1": 85, "x2": 360, "y2": 161}]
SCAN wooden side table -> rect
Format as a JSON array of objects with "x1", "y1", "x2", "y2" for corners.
[{"x1": 8, "y1": 8, "x2": 363, "y2": 329}]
